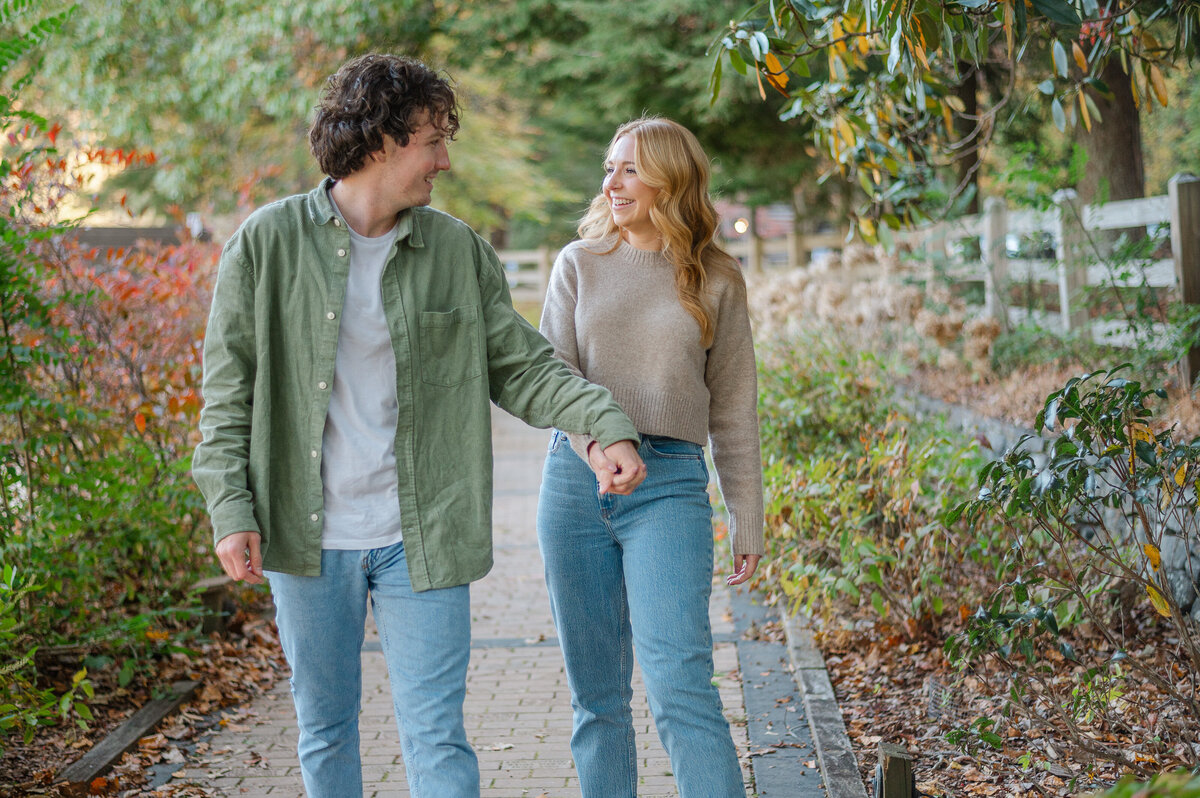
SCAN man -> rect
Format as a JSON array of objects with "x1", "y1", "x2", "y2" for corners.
[{"x1": 192, "y1": 53, "x2": 645, "y2": 798}]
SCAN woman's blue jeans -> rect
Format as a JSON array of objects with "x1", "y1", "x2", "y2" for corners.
[
  {"x1": 267, "y1": 541, "x2": 478, "y2": 798},
  {"x1": 537, "y1": 431, "x2": 745, "y2": 797}
]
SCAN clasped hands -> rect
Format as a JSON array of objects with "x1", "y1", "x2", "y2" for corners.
[{"x1": 585, "y1": 439, "x2": 646, "y2": 495}]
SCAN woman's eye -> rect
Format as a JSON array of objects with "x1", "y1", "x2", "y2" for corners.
[{"x1": 603, "y1": 166, "x2": 614, "y2": 175}]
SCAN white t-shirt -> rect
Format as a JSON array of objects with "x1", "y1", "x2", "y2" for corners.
[{"x1": 320, "y1": 205, "x2": 404, "y2": 550}]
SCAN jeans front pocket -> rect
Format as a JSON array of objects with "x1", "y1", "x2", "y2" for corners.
[
  {"x1": 643, "y1": 435, "x2": 703, "y2": 461},
  {"x1": 419, "y1": 306, "x2": 482, "y2": 387}
]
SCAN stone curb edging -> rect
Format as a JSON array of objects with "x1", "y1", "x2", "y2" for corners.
[{"x1": 778, "y1": 609, "x2": 868, "y2": 798}]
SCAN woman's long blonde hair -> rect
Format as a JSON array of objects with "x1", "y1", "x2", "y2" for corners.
[{"x1": 577, "y1": 116, "x2": 743, "y2": 348}]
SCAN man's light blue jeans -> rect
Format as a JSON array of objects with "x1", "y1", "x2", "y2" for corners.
[
  {"x1": 537, "y1": 431, "x2": 745, "y2": 797},
  {"x1": 267, "y1": 541, "x2": 478, "y2": 798}
]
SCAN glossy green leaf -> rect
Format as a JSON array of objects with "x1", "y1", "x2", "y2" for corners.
[
  {"x1": 1031, "y1": 0, "x2": 1082, "y2": 26},
  {"x1": 1051, "y1": 96, "x2": 1067, "y2": 131},
  {"x1": 1052, "y1": 40, "x2": 1068, "y2": 78},
  {"x1": 729, "y1": 48, "x2": 749, "y2": 75}
]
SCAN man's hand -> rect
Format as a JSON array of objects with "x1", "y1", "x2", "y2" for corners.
[
  {"x1": 586, "y1": 439, "x2": 646, "y2": 495},
  {"x1": 216, "y1": 531, "x2": 264, "y2": 584},
  {"x1": 726, "y1": 554, "x2": 761, "y2": 586}
]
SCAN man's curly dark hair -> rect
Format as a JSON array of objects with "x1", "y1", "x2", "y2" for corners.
[{"x1": 309, "y1": 54, "x2": 460, "y2": 180}]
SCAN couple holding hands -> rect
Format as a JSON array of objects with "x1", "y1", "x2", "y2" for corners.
[{"x1": 194, "y1": 53, "x2": 764, "y2": 798}]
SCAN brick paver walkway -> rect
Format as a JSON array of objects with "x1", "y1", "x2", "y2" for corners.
[{"x1": 175, "y1": 408, "x2": 750, "y2": 797}]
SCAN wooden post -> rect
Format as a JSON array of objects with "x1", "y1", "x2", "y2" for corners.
[
  {"x1": 981, "y1": 196, "x2": 1008, "y2": 326},
  {"x1": 1053, "y1": 189, "x2": 1088, "y2": 334},
  {"x1": 193, "y1": 575, "x2": 233, "y2": 634},
  {"x1": 923, "y1": 221, "x2": 948, "y2": 296},
  {"x1": 790, "y1": 190, "x2": 811, "y2": 269},
  {"x1": 747, "y1": 206, "x2": 764, "y2": 273},
  {"x1": 537, "y1": 245, "x2": 552, "y2": 301},
  {"x1": 876, "y1": 742, "x2": 914, "y2": 798},
  {"x1": 1170, "y1": 173, "x2": 1200, "y2": 390},
  {"x1": 787, "y1": 230, "x2": 807, "y2": 270}
]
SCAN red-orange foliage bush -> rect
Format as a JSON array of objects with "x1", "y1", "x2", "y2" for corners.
[{"x1": 1, "y1": 123, "x2": 222, "y2": 748}]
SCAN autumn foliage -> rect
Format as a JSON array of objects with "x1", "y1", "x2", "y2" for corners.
[{"x1": 0, "y1": 123, "x2": 219, "y2": 750}]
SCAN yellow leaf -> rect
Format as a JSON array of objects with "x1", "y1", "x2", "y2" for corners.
[
  {"x1": 1146, "y1": 585, "x2": 1171, "y2": 617},
  {"x1": 764, "y1": 52, "x2": 790, "y2": 93},
  {"x1": 837, "y1": 116, "x2": 856, "y2": 148},
  {"x1": 1004, "y1": 1, "x2": 1015, "y2": 59},
  {"x1": 911, "y1": 41, "x2": 929, "y2": 70},
  {"x1": 1128, "y1": 422, "x2": 1154, "y2": 469},
  {"x1": 1078, "y1": 91, "x2": 1091, "y2": 131},
  {"x1": 859, "y1": 217, "x2": 876, "y2": 238},
  {"x1": 1150, "y1": 65, "x2": 1169, "y2": 106},
  {"x1": 1174, "y1": 463, "x2": 1187, "y2": 486},
  {"x1": 1072, "y1": 41, "x2": 1087, "y2": 71},
  {"x1": 1131, "y1": 75, "x2": 1141, "y2": 108},
  {"x1": 1143, "y1": 543, "x2": 1161, "y2": 571},
  {"x1": 832, "y1": 20, "x2": 847, "y2": 54},
  {"x1": 1142, "y1": 30, "x2": 1161, "y2": 50}
]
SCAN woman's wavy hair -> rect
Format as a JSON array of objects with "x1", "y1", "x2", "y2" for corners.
[
  {"x1": 309, "y1": 54, "x2": 460, "y2": 180},
  {"x1": 577, "y1": 117, "x2": 743, "y2": 347}
]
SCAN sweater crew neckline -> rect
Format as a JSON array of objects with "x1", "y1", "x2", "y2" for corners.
[{"x1": 613, "y1": 237, "x2": 670, "y2": 268}]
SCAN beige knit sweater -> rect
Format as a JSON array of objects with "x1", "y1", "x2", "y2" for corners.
[{"x1": 539, "y1": 236, "x2": 765, "y2": 556}]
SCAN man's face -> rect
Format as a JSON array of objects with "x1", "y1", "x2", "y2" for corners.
[{"x1": 377, "y1": 113, "x2": 452, "y2": 211}]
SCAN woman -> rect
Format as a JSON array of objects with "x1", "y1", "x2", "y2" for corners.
[{"x1": 537, "y1": 116, "x2": 764, "y2": 797}]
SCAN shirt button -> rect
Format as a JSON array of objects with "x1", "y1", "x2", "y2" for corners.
[
  {"x1": 326, "y1": 311, "x2": 336, "y2": 320},
  {"x1": 337, "y1": 248, "x2": 347, "y2": 257},
  {"x1": 333, "y1": 218, "x2": 341, "y2": 227},
  {"x1": 310, "y1": 450, "x2": 318, "y2": 458},
  {"x1": 318, "y1": 381, "x2": 328, "y2": 390},
  {"x1": 310, "y1": 513, "x2": 319, "y2": 522}
]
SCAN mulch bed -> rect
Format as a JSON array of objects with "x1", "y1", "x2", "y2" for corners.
[
  {"x1": 0, "y1": 604, "x2": 287, "y2": 798},
  {"x1": 819, "y1": 611, "x2": 1196, "y2": 797}
]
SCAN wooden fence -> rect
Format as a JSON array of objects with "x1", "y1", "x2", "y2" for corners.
[
  {"x1": 485, "y1": 175, "x2": 1200, "y2": 379},
  {"x1": 496, "y1": 228, "x2": 851, "y2": 302},
  {"x1": 903, "y1": 173, "x2": 1200, "y2": 381}
]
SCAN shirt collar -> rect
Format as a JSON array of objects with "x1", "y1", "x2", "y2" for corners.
[{"x1": 308, "y1": 177, "x2": 424, "y2": 248}]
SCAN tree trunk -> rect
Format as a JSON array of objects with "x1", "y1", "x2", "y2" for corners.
[
  {"x1": 953, "y1": 65, "x2": 981, "y2": 216},
  {"x1": 1076, "y1": 58, "x2": 1145, "y2": 205}
]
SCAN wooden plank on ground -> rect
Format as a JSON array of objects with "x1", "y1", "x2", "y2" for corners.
[{"x1": 57, "y1": 680, "x2": 200, "y2": 786}]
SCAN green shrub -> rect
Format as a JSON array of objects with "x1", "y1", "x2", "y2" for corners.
[
  {"x1": 0, "y1": 11, "x2": 219, "y2": 746},
  {"x1": 756, "y1": 331, "x2": 996, "y2": 634},
  {"x1": 1087, "y1": 771, "x2": 1200, "y2": 798},
  {"x1": 757, "y1": 334, "x2": 892, "y2": 465},
  {"x1": 947, "y1": 365, "x2": 1200, "y2": 774}
]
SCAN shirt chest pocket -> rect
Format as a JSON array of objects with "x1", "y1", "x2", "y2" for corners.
[{"x1": 419, "y1": 306, "x2": 483, "y2": 387}]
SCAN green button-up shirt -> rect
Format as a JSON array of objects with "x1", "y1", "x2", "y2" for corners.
[{"x1": 193, "y1": 180, "x2": 638, "y2": 590}]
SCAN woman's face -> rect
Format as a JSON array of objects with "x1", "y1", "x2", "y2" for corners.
[{"x1": 603, "y1": 135, "x2": 659, "y2": 243}]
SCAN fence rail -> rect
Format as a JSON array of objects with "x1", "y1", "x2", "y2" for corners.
[
  {"x1": 502, "y1": 174, "x2": 1200, "y2": 382},
  {"x1": 902, "y1": 172, "x2": 1200, "y2": 383},
  {"x1": 496, "y1": 229, "x2": 851, "y2": 302}
]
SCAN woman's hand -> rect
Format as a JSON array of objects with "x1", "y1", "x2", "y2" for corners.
[{"x1": 726, "y1": 554, "x2": 760, "y2": 586}]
